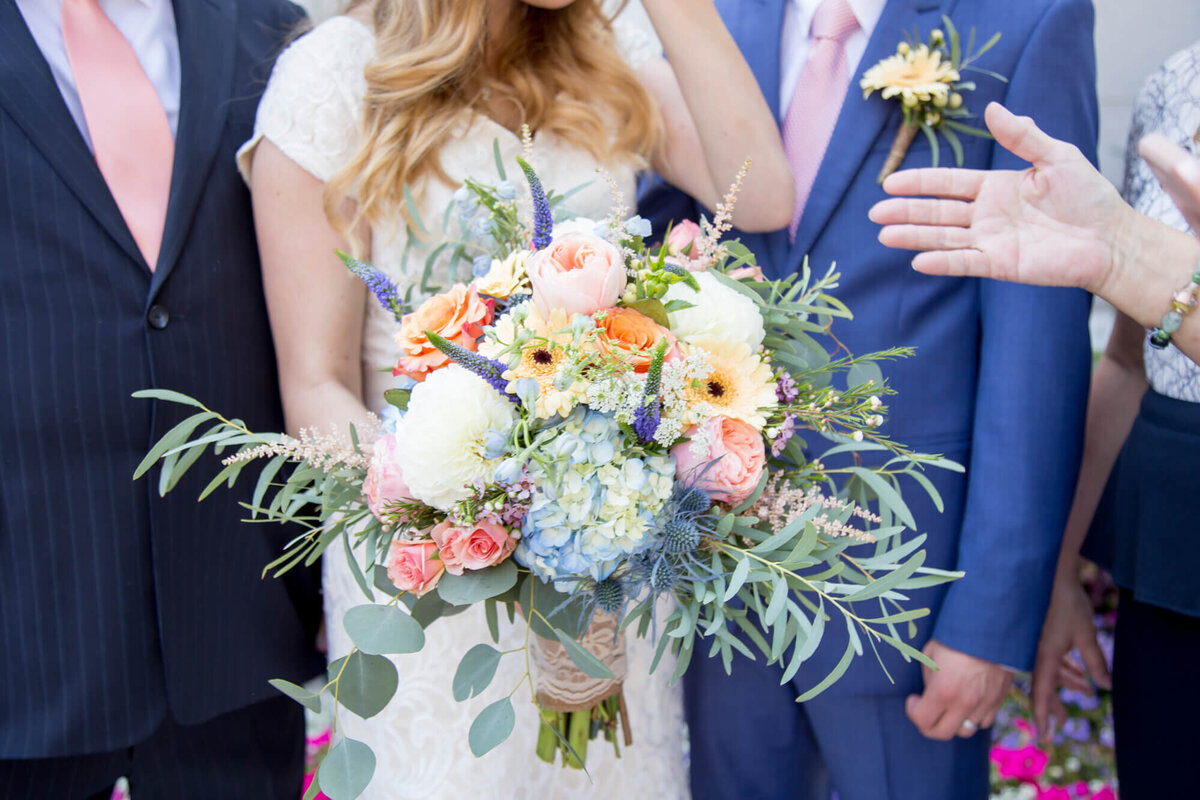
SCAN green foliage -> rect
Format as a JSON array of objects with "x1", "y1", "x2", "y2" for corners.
[
  {"x1": 343, "y1": 604, "x2": 425, "y2": 655},
  {"x1": 452, "y1": 644, "x2": 504, "y2": 702},
  {"x1": 469, "y1": 697, "x2": 516, "y2": 757},
  {"x1": 327, "y1": 651, "x2": 398, "y2": 720},
  {"x1": 437, "y1": 560, "x2": 519, "y2": 606},
  {"x1": 317, "y1": 738, "x2": 375, "y2": 800}
]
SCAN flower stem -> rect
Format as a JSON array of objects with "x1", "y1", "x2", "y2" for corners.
[{"x1": 878, "y1": 123, "x2": 920, "y2": 183}]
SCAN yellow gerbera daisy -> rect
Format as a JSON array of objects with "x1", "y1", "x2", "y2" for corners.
[
  {"x1": 860, "y1": 45, "x2": 959, "y2": 106},
  {"x1": 684, "y1": 337, "x2": 778, "y2": 430}
]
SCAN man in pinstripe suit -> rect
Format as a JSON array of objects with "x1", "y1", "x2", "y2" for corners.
[{"x1": 0, "y1": 1, "x2": 323, "y2": 797}]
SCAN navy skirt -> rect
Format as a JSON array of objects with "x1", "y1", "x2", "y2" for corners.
[{"x1": 1085, "y1": 389, "x2": 1200, "y2": 618}]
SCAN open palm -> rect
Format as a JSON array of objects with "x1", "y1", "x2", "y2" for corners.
[{"x1": 869, "y1": 102, "x2": 1131, "y2": 293}]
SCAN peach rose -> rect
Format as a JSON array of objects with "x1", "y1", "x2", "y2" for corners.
[
  {"x1": 385, "y1": 540, "x2": 444, "y2": 597},
  {"x1": 666, "y1": 220, "x2": 705, "y2": 269},
  {"x1": 595, "y1": 307, "x2": 679, "y2": 374},
  {"x1": 671, "y1": 415, "x2": 765, "y2": 505},
  {"x1": 394, "y1": 285, "x2": 494, "y2": 381},
  {"x1": 527, "y1": 234, "x2": 626, "y2": 318},
  {"x1": 363, "y1": 434, "x2": 412, "y2": 523},
  {"x1": 430, "y1": 519, "x2": 516, "y2": 575}
]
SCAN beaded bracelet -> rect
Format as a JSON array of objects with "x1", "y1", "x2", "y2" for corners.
[{"x1": 1148, "y1": 262, "x2": 1200, "y2": 349}]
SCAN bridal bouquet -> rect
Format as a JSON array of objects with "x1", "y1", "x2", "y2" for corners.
[{"x1": 137, "y1": 150, "x2": 960, "y2": 800}]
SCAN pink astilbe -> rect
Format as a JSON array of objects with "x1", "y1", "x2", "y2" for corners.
[
  {"x1": 749, "y1": 475, "x2": 879, "y2": 542},
  {"x1": 697, "y1": 158, "x2": 750, "y2": 268},
  {"x1": 221, "y1": 418, "x2": 380, "y2": 473}
]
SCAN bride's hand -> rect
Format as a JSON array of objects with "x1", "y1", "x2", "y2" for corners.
[
  {"x1": 869, "y1": 102, "x2": 1137, "y2": 294},
  {"x1": 1139, "y1": 132, "x2": 1200, "y2": 232}
]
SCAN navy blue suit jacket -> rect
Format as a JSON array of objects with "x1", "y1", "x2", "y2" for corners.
[
  {"x1": 0, "y1": 0, "x2": 323, "y2": 758},
  {"x1": 642, "y1": 0, "x2": 1097, "y2": 693}
]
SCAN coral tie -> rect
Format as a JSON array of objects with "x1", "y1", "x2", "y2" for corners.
[
  {"x1": 62, "y1": 0, "x2": 174, "y2": 269},
  {"x1": 781, "y1": 0, "x2": 859, "y2": 241}
]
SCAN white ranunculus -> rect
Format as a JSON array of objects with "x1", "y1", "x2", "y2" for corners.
[
  {"x1": 663, "y1": 270, "x2": 765, "y2": 350},
  {"x1": 394, "y1": 365, "x2": 517, "y2": 511}
]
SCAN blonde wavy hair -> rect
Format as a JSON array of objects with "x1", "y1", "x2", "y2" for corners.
[{"x1": 326, "y1": 0, "x2": 662, "y2": 247}]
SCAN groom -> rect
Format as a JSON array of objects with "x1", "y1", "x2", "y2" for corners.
[
  {"x1": 0, "y1": 1, "x2": 321, "y2": 798},
  {"x1": 641, "y1": 0, "x2": 1097, "y2": 797}
]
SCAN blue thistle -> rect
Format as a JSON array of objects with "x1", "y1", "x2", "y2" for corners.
[
  {"x1": 592, "y1": 577, "x2": 625, "y2": 614},
  {"x1": 672, "y1": 485, "x2": 712, "y2": 517},
  {"x1": 633, "y1": 339, "x2": 669, "y2": 444},
  {"x1": 424, "y1": 330, "x2": 518, "y2": 402},
  {"x1": 338, "y1": 251, "x2": 404, "y2": 322},
  {"x1": 516, "y1": 156, "x2": 553, "y2": 250}
]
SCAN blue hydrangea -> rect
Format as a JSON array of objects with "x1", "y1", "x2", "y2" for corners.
[
  {"x1": 515, "y1": 409, "x2": 675, "y2": 589},
  {"x1": 624, "y1": 215, "x2": 653, "y2": 238},
  {"x1": 472, "y1": 255, "x2": 493, "y2": 277},
  {"x1": 497, "y1": 180, "x2": 518, "y2": 201}
]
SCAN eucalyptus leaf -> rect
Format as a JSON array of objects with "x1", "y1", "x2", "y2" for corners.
[
  {"x1": 437, "y1": 560, "x2": 518, "y2": 606},
  {"x1": 344, "y1": 604, "x2": 426, "y2": 655},
  {"x1": 268, "y1": 678, "x2": 323, "y2": 713},
  {"x1": 519, "y1": 573, "x2": 585, "y2": 640},
  {"x1": 329, "y1": 651, "x2": 398, "y2": 719},
  {"x1": 846, "y1": 361, "x2": 884, "y2": 391},
  {"x1": 553, "y1": 629, "x2": 616, "y2": 679},
  {"x1": 317, "y1": 738, "x2": 376, "y2": 800},
  {"x1": 452, "y1": 643, "x2": 504, "y2": 701},
  {"x1": 469, "y1": 697, "x2": 516, "y2": 757}
]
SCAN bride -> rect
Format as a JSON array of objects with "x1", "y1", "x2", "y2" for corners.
[{"x1": 238, "y1": 0, "x2": 792, "y2": 796}]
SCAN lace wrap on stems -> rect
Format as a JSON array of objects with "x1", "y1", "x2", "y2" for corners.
[{"x1": 530, "y1": 612, "x2": 626, "y2": 712}]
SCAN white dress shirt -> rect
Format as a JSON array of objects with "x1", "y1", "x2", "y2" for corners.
[
  {"x1": 780, "y1": 0, "x2": 887, "y2": 117},
  {"x1": 15, "y1": 0, "x2": 181, "y2": 150}
]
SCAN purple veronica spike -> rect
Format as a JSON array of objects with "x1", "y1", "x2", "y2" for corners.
[
  {"x1": 338, "y1": 251, "x2": 403, "y2": 321},
  {"x1": 517, "y1": 157, "x2": 553, "y2": 250},
  {"x1": 633, "y1": 397, "x2": 662, "y2": 443},
  {"x1": 424, "y1": 331, "x2": 518, "y2": 402}
]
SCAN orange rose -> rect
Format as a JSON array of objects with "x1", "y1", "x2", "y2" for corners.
[
  {"x1": 596, "y1": 307, "x2": 679, "y2": 373},
  {"x1": 393, "y1": 285, "x2": 494, "y2": 381}
]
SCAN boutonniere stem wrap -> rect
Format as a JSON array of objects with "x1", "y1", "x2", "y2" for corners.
[{"x1": 861, "y1": 16, "x2": 1007, "y2": 183}]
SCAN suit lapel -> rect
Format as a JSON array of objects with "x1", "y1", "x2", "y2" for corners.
[
  {"x1": 149, "y1": 0, "x2": 237, "y2": 297},
  {"x1": 788, "y1": 0, "x2": 949, "y2": 267},
  {"x1": 0, "y1": 0, "x2": 149, "y2": 273}
]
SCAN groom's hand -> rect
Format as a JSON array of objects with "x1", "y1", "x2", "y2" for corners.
[{"x1": 905, "y1": 639, "x2": 1013, "y2": 741}]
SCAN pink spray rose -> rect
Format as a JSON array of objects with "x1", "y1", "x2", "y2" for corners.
[
  {"x1": 666, "y1": 219, "x2": 705, "y2": 269},
  {"x1": 728, "y1": 265, "x2": 766, "y2": 282},
  {"x1": 363, "y1": 433, "x2": 412, "y2": 523},
  {"x1": 527, "y1": 234, "x2": 626, "y2": 317},
  {"x1": 430, "y1": 520, "x2": 516, "y2": 575},
  {"x1": 385, "y1": 540, "x2": 444, "y2": 597},
  {"x1": 671, "y1": 415, "x2": 765, "y2": 505}
]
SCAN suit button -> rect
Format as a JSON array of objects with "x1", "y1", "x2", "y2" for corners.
[{"x1": 147, "y1": 305, "x2": 170, "y2": 330}]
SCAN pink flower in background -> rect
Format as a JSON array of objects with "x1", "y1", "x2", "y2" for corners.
[
  {"x1": 1037, "y1": 787, "x2": 1071, "y2": 800},
  {"x1": 666, "y1": 219, "x2": 705, "y2": 267},
  {"x1": 991, "y1": 744, "x2": 1048, "y2": 782},
  {"x1": 385, "y1": 540, "x2": 444, "y2": 597},
  {"x1": 1089, "y1": 788, "x2": 1117, "y2": 800},
  {"x1": 430, "y1": 520, "x2": 516, "y2": 575},
  {"x1": 363, "y1": 434, "x2": 412, "y2": 523},
  {"x1": 301, "y1": 773, "x2": 331, "y2": 800},
  {"x1": 671, "y1": 416, "x2": 765, "y2": 505},
  {"x1": 527, "y1": 234, "x2": 626, "y2": 317}
]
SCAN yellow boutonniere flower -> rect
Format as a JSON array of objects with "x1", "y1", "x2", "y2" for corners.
[{"x1": 861, "y1": 17, "x2": 1006, "y2": 182}]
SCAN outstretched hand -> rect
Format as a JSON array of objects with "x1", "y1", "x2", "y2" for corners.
[{"x1": 869, "y1": 102, "x2": 1133, "y2": 294}]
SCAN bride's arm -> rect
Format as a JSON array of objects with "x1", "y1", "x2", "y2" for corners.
[
  {"x1": 636, "y1": 0, "x2": 794, "y2": 231},
  {"x1": 249, "y1": 140, "x2": 375, "y2": 438}
]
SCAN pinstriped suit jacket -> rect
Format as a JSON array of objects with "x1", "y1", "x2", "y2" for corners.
[{"x1": 0, "y1": 0, "x2": 323, "y2": 758}]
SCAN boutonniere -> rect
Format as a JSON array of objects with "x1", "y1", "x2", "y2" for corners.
[{"x1": 861, "y1": 16, "x2": 1007, "y2": 183}]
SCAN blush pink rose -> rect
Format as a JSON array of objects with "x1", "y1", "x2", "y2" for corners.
[
  {"x1": 671, "y1": 415, "x2": 765, "y2": 505},
  {"x1": 363, "y1": 434, "x2": 412, "y2": 523},
  {"x1": 729, "y1": 265, "x2": 766, "y2": 282},
  {"x1": 527, "y1": 234, "x2": 626, "y2": 318},
  {"x1": 430, "y1": 519, "x2": 516, "y2": 575},
  {"x1": 666, "y1": 220, "x2": 705, "y2": 269},
  {"x1": 385, "y1": 540, "x2": 444, "y2": 597}
]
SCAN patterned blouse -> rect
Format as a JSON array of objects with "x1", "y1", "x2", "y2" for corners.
[{"x1": 1124, "y1": 41, "x2": 1200, "y2": 401}]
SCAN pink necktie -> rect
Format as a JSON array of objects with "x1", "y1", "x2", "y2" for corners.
[
  {"x1": 62, "y1": 0, "x2": 175, "y2": 269},
  {"x1": 781, "y1": 0, "x2": 859, "y2": 241}
]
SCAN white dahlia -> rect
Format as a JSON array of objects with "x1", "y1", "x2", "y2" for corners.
[
  {"x1": 663, "y1": 270, "x2": 765, "y2": 351},
  {"x1": 394, "y1": 365, "x2": 517, "y2": 511}
]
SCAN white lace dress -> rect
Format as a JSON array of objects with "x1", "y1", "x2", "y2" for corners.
[{"x1": 238, "y1": 17, "x2": 688, "y2": 800}]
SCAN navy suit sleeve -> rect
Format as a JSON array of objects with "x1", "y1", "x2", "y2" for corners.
[
  {"x1": 930, "y1": 0, "x2": 1098, "y2": 670},
  {"x1": 637, "y1": 172, "x2": 701, "y2": 238}
]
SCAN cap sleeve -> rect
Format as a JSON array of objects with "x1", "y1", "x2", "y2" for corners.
[
  {"x1": 613, "y1": 19, "x2": 661, "y2": 72},
  {"x1": 236, "y1": 16, "x2": 375, "y2": 185}
]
